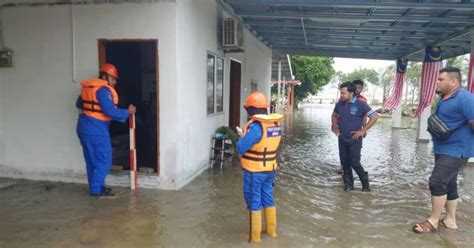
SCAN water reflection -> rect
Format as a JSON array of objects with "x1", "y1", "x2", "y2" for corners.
[{"x1": 0, "y1": 104, "x2": 473, "y2": 247}]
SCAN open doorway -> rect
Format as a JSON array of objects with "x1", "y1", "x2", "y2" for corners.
[
  {"x1": 98, "y1": 39, "x2": 160, "y2": 175},
  {"x1": 229, "y1": 59, "x2": 241, "y2": 129}
]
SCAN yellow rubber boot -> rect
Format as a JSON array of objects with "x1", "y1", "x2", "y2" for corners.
[
  {"x1": 264, "y1": 207, "x2": 277, "y2": 237},
  {"x1": 250, "y1": 210, "x2": 262, "y2": 243}
]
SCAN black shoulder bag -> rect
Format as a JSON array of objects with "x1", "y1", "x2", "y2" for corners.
[{"x1": 427, "y1": 99, "x2": 466, "y2": 141}]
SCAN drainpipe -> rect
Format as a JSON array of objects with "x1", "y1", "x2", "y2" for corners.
[
  {"x1": 0, "y1": 7, "x2": 4, "y2": 50},
  {"x1": 71, "y1": 5, "x2": 77, "y2": 84}
]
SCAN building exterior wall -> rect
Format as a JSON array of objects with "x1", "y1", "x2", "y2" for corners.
[
  {"x1": 0, "y1": 70, "x2": 4, "y2": 166},
  {"x1": 0, "y1": 1, "x2": 272, "y2": 189},
  {"x1": 0, "y1": 3, "x2": 179, "y2": 189},
  {"x1": 174, "y1": 0, "x2": 272, "y2": 188}
]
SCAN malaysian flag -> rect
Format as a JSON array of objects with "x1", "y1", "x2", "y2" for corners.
[
  {"x1": 468, "y1": 52, "x2": 474, "y2": 93},
  {"x1": 415, "y1": 46, "x2": 443, "y2": 117},
  {"x1": 384, "y1": 58, "x2": 408, "y2": 110}
]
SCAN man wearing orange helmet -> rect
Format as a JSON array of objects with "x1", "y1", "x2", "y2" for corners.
[
  {"x1": 76, "y1": 64, "x2": 136, "y2": 197},
  {"x1": 236, "y1": 92, "x2": 284, "y2": 243}
]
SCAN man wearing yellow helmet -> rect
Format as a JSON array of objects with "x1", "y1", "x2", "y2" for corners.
[{"x1": 237, "y1": 92, "x2": 284, "y2": 243}]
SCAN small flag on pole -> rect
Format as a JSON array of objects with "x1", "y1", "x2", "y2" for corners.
[
  {"x1": 415, "y1": 46, "x2": 443, "y2": 117},
  {"x1": 384, "y1": 58, "x2": 407, "y2": 110}
]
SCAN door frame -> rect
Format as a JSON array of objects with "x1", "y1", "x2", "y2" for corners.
[
  {"x1": 98, "y1": 39, "x2": 160, "y2": 175},
  {"x1": 229, "y1": 58, "x2": 242, "y2": 129}
]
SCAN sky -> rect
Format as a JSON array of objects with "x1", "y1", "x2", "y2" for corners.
[
  {"x1": 319, "y1": 57, "x2": 394, "y2": 100},
  {"x1": 333, "y1": 57, "x2": 394, "y2": 73}
]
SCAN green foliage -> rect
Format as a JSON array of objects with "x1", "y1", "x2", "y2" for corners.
[
  {"x1": 405, "y1": 62, "x2": 422, "y2": 105},
  {"x1": 370, "y1": 99, "x2": 380, "y2": 106},
  {"x1": 215, "y1": 126, "x2": 238, "y2": 147},
  {"x1": 445, "y1": 55, "x2": 469, "y2": 85},
  {"x1": 445, "y1": 55, "x2": 469, "y2": 73},
  {"x1": 339, "y1": 68, "x2": 380, "y2": 86},
  {"x1": 290, "y1": 55, "x2": 335, "y2": 101},
  {"x1": 381, "y1": 64, "x2": 396, "y2": 104}
]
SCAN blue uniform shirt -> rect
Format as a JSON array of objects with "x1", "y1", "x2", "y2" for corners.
[
  {"x1": 76, "y1": 87, "x2": 129, "y2": 136},
  {"x1": 433, "y1": 88, "x2": 474, "y2": 158},
  {"x1": 237, "y1": 122, "x2": 263, "y2": 155},
  {"x1": 333, "y1": 97, "x2": 377, "y2": 142}
]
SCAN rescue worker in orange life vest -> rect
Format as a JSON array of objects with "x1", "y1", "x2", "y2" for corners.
[
  {"x1": 76, "y1": 64, "x2": 136, "y2": 197},
  {"x1": 236, "y1": 92, "x2": 284, "y2": 243}
]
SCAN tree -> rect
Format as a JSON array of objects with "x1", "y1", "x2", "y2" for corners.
[
  {"x1": 380, "y1": 64, "x2": 396, "y2": 106},
  {"x1": 445, "y1": 55, "x2": 469, "y2": 85},
  {"x1": 405, "y1": 62, "x2": 422, "y2": 105},
  {"x1": 445, "y1": 55, "x2": 469, "y2": 71},
  {"x1": 340, "y1": 68, "x2": 380, "y2": 101},
  {"x1": 340, "y1": 68, "x2": 379, "y2": 86},
  {"x1": 328, "y1": 71, "x2": 345, "y2": 101},
  {"x1": 290, "y1": 55, "x2": 335, "y2": 101}
]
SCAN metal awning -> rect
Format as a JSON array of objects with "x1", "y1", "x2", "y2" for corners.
[
  {"x1": 220, "y1": 0, "x2": 474, "y2": 61},
  {"x1": 271, "y1": 53, "x2": 293, "y2": 81},
  {"x1": 0, "y1": 0, "x2": 171, "y2": 7},
  {"x1": 2, "y1": 0, "x2": 473, "y2": 61}
]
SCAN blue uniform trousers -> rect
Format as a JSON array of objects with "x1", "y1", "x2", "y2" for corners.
[
  {"x1": 78, "y1": 133, "x2": 112, "y2": 195},
  {"x1": 243, "y1": 170, "x2": 276, "y2": 211}
]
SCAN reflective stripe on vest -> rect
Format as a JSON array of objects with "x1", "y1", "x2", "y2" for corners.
[
  {"x1": 80, "y1": 78, "x2": 119, "y2": 122},
  {"x1": 241, "y1": 113, "x2": 284, "y2": 172}
]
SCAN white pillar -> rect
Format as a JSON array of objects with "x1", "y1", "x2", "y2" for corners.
[
  {"x1": 282, "y1": 76, "x2": 286, "y2": 113},
  {"x1": 416, "y1": 107, "x2": 431, "y2": 142},
  {"x1": 0, "y1": 71, "x2": 3, "y2": 166},
  {"x1": 391, "y1": 106, "x2": 402, "y2": 128},
  {"x1": 469, "y1": 31, "x2": 474, "y2": 164},
  {"x1": 277, "y1": 59, "x2": 282, "y2": 113}
]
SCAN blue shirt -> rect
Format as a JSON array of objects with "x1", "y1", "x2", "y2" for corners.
[
  {"x1": 333, "y1": 97, "x2": 377, "y2": 142},
  {"x1": 76, "y1": 87, "x2": 129, "y2": 136},
  {"x1": 237, "y1": 122, "x2": 263, "y2": 155},
  {"x1": 433, "y1": 88, "x2": 474, "y2": 158}
]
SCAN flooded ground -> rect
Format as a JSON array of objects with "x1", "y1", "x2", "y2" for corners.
[{"x1": 1, "y1": 104, "x2": 473, "y2": 248}]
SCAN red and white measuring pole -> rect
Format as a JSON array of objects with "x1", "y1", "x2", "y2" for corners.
[{"x1": 129, "y1": 113, "x2": 138, "y2": 191}]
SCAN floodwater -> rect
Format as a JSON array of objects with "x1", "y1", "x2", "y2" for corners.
[{"x1": 1, "y1": 104, "x2": 473, "y2": 248}]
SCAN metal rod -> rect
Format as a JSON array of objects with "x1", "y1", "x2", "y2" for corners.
[{"x1": 300, "y1": 18, "x2": 308, "y2": 46}]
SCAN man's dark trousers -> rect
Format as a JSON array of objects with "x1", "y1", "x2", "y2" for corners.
[{"x1": 338, "y1": 137, "x2": 368, "y2": 191}]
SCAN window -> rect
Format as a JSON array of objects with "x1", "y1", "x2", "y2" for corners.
[{"x1": 207, "y1": 53, "x2": 224, "y2": 115}]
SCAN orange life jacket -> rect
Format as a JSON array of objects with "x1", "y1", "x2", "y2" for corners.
[
  {"x1": 356, "y1": 94, "x2": 368, "y2": 103},
  {"x1": 241, "y1": 113, "x2": 284, "y2": 172},
  {"x1": 80, "y1": 78, "x2": 119, "y2": 122}
]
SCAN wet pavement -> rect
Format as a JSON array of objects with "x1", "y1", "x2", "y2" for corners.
[{"x1": 1, "y1": 104, "x2": 473, "y2": 248}]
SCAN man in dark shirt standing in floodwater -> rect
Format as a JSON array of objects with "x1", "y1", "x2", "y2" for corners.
[{"x1": 331, "y1": 82, "x2": 379, "y2": 192}]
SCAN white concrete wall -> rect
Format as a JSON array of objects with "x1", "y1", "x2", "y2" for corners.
[
  {"x1": 0, "y1": 1, "x2": 272, "y2": 189},
  {"x1": 0, "y1": 3, "x2": 179, "y2": 189},
  {"x1": 0, "y1": 70, "x2": 4, "y2": 166},
  {"x1": 238, "y1": 28, "x2": 273, "y2": 126},
  {"x1": 175, "y1": 0, "x2": 221, "y2": 187},
  {"x1": 174, "y1": 0, "x2": 272, "y2": 188},
  {"x1": 225, "y1": 30, "x2": 273, "y2": 128}
]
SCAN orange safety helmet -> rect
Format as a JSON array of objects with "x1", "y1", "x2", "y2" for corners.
[
  {"x1": 244, "y1": 92, "x2": 270, "y2": 109},
  {"x1": 99, "y1": 63, "x2": 119, "y2": 79}
]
